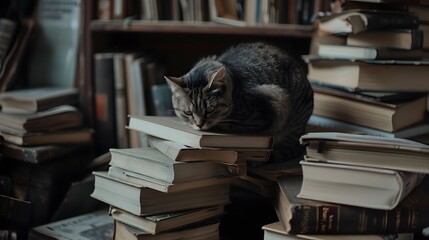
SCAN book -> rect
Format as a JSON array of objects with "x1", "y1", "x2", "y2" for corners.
[
  {"x1": 307, "y1": 114, "x2": 429, "y2": 139},
  {"x1": 274, "y1": 175, "x2": 429, "y2": 235},
  {"x1": 150, "y1": 83, "x2": 174, "y2": 116},
  {"x1": 29, "y1": 209, "x2": 114, "y2": 240},
  {"x1": 315, "y1": 43, "x2": 425, "y2": 60},
  {"x1": 346, "y1": 29, "x2": 424, "y2": 50},
  {"x1": 0, "y1": 194, "x2": 31, "y2": 227},
  {"x1": 109, "y1": 205, "x2": 224, "y2": 235},
  {"x1": 0, "y1": 105, "x2": 83, "y2": 135},
  {"x1": 298, "y1": 160, "x2": 425, "y2": 210},
  {"x1": 113, "y1": 53, "x2": 129, "y2": 148},
  {"x1": 1, "y1": 143, "x2": 90, "y2": 163},
  {"x1": 300, "y1": 132, "x2": 429, "y2": 174},
  {"x1": 312, "y1": 86, "x2": 427, "y2": 132},
  {"x1": 147, "y1": 135, "x2": 239, "y2": 164},
  {"x1": 108, "y1": 147, "x2": 238, "y2": 183},
  {"x1": 107, "y1": 166, "x2": 236, "y2": 193},
  {"x1": 0, "y1": 128, "x2": 94, "y2": 146},
  {"x1": 305, "y1": 56, "x2": 429, "y2": 92},
  {"x1": 127, "y1": 115, "x2": 273, "y2": 149},
  {"x1": 262, "y1": 221, "x2": 414, "y2": 240},
  {"x1": 94, "y1": 52, "x2": 117, "y2": 155},
  {"x1": 90, "y1": 171, "x2": 230, "y2": 216},
  {"x1": 0, "y1": 87, "x2": 79, "y2": 113},
  {"x1": 317, "y1": 9, "x2": 420, "y2": 35},
  {"x1": 113, "y1": 219, "x2": 220, "y2": 240}
]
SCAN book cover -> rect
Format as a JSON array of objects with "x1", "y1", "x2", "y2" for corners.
[
  {"x1": 0, "y1": 87, "x2": 79, "y2": 113},
  {"x1": 300, "y1": 132, "x2": 429, "y2": 174},
  {"x1": 127, "y1": 115, "x2": 273, "y2": 149},
  {"x1": 274, "y1": 175, "x2": 429, "y2": 235},
  {"x1": 109, "y1": 147, "x2": 238, "y2": 183},
  {"x1": 298, "y1": 160, "x2": 425, "y2": 210},
  {"x1": 90, "y1": 171, "x2": 231, "y2": 216}
]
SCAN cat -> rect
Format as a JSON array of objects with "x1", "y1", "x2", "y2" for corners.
[{"x1": 165, "y1": 42, "x2": 314, "y2": 162}]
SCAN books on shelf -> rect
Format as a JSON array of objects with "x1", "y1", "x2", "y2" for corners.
[
  {"x1": 109, "y1": 205, "x2": 224, "y2": 235},
  {"x1": 0, "y1": 105, "x2": 83, "y2": 135},
  {"x1": 316, "y1": 9, "x2": 420, "y2": 35},
  {"x1": 113, "y1": 219, "x2": 220, "y2": 240},
  {"x1": 107, "y1": 165, "x2": 236, "y2": 193},
  {"x1": 274, "y1": 175, "x2": 429, "y2": 235},
  {"x1": 298, "y1": 160, "x2": 425, "y2": 210},
  {"x1": 147, "y1": 135, "x2": 239, "y2": 164},
  {"x1": 346, "y1": 29, "x2": 424, "y2": 50},
  {"x1": 127, "y1": 115, "x2": 273, "y2": 149},
  {"x1": 301, "y1": 132, "x2": 429, "y2": 174},
  {"x1": 0, "y1": 128, "x2": 94, "y2": 146},
  {"x1": 262, "y1": 221, "x2": 414, "y2": 240},
  {"x1": 108, "y1": 147, "x2": 238, "y2": 183},
  {"x1": 312, "y1": 85, "x2": 427, "y2": 132},
  {"x1": 29, "y1": 209, "x2": 113, "y2": 240},
  {"x1": 90, "y1": 171, "x2": 230, "y2": 216},
  {"x1": 307, "y1": 114, "x2": 429, "y2": 139},
  {"x1": 0, "y1": 87, "x2": 79, "y2": 113},
  {"x1": 305, "y1": 56, "x2": 429, "y2": 92}
]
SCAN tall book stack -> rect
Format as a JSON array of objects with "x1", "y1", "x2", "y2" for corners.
[
  {"x1": 90, "y1": 115, "x2": 274, "y2": 239},
  {"x1": 0, "y1": 87, "x2": 98, "y2": 237},
  {"x1": 305, "y1": 2, "x2": 429, "y2": 141},
  {"x1": 263, "y1": 132, "x2": 429, "y2": 240}
]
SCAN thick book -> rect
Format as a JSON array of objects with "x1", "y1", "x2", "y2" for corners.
[
  {"x1": 0, "y1": 87, "x2": 78, "y2": 114},
  {"x1": 298, "y1": 160, "x2": 425, "y2": 210},
  {"x1": 127, "y1": 115, "x2": 273, "y2": 149},
  {"x1": 300, "y1": 132, "x2": 429, "y2": 174},
  {"x1": 107, "y1": 166, "x2": 236, "y2": 193},
  {"x1": 29, "y1": 209, "x2": 113, "y2": 240},
  {"x1": 114, "y1": 219, "x2": 220, "y2": 240},
  {"x1": 90, "y1": 171, "x2": 230, "y2": 216},
  {"x1": 147, "y1": 135, "x2": 239, "y2": 164},
  {"x1": 109, "y1": 147, "x2": 238, "y2": 183},
  {"x1": 109, "y1": 205, "x2": 224, "y2": 235},
  {"x1": 305, "y1": 56, "x2": 429, "y2": 92},
  {"x1": 274, "y1": 175, "x2": 429, "y2": 235},
  {"x1": 317, "y1": 9, "x2": 420, "y2": 34},
  {"x1": 312, "y1": 86, "x2": 427, "y2": 132},
  {"x1": 346, "y1": 29, "x2": 424, "y2": 50},
  {"x1": 315, "y1": 43, "x2": 425, "y2": 60},
  {"x1": 0, "y1": 128, "x2": 94, "y2": 146},
  {"x1": 262, "y1": 221, "x2": 414, "y2": 240},
  {"x1": 307, "y1": 114, "x2": 429, "y2": 139},
  {"x1": 0, "y1": 105, "x2": 83, "y2": 134}
]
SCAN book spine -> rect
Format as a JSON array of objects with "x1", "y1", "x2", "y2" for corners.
[
  {"x1": 364, "y1": 13, "x2": 420, "y2": 33},
  {"x1": 288, "y1": 204, "x2": 429, "y2": 234}
]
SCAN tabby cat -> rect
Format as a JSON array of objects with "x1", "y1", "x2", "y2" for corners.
[{"x1": 165, "y1": 42, "x2": 314, "y2": 162}]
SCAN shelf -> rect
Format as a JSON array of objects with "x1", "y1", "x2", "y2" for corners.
[{"x1": 90, "y1": 20, "x2": 314, "y2": 38}]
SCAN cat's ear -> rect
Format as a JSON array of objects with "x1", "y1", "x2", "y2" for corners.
[
  {"x1": 165, "y1": 76, "x2": 185, "y2": 90},
  {"x1": 208, "y1": 67, "x2": 227, "y2": 89}
]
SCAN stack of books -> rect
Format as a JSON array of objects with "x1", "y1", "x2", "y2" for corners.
[
  {"x1": 91, "y1": 115, "x2": 274, "y2": 239},
  {"x1": 305, "y1": 6, "x2": 429, "y2": 140},
  {"x1": 263, "y1": 132, "x2": 429, "y2": 240}
]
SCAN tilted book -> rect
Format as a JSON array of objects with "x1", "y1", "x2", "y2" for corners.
[
  {"x1": 90, "y1": 171, "x2": 230, "y2": 216},
  {"x1": 109, "y1": 205, "x2": 224, "y2": 235},
  {"x1": 298, "y1": 160, "x2": 425, "y2": 210},
  {"x1": 127, "y1": 115, "x2": 273, "y2": 149},
  {"x1": 300, "y1": 132, "x2": 429, "y2": 174},
  {"x1": 0, "y1": 87, "x2": 78, "y2": 114},
  {"x1": 275, "y1": 175, "x2": 429, "y2": 235},
  {"x1": 109, "y1": 147, "x2": 238, "y2": 183}
]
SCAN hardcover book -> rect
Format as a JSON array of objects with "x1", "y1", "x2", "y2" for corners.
[
  {"x1": 127, "y1": 115, "x2": 273, "y2": 149},
  {"x1": 346, "y1": 29, "x2": 424, "y2": 50},
  {"x1": 90, "y1": 171, "x2": 231, "y2": 216},
  {"x1": 0, "y1": 87, "x2": 78, "y2": 114},
  {"x1": 300, "y1": 132, "x2": 429, "y2": 174},
  {"x1": 274, "y1": 175, "x2": 429, "y2": 235},
  {"x1": 0, "y1": 128, "x2": 94, "y2": 146},
  {"x1": 108, "y1": 147, "x2": 238, "y2": 183},
  {"x1": 298, "y1": 160, "x2": 425, "y2": 210}
]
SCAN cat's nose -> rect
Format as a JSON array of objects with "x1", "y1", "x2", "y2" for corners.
[{"x1": 194, "y1": 118, "x2": 205, "y2": 129}]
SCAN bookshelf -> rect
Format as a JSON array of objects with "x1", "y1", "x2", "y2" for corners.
[{"x1": 79, "y1": 1, "x2": 315, "y2": 132}]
